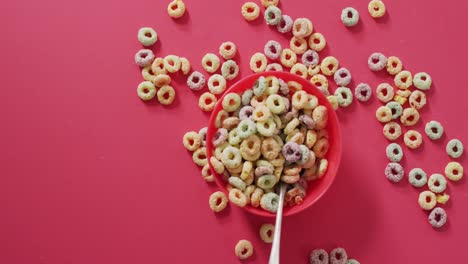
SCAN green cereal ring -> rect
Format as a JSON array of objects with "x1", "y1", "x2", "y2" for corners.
[
  {"x1": 334, "y1": 87, "x2": 353, "y2": 107},
  {"x1": 446, "y1": 139, "x2": 464, "y2": 158},
  {"x1": 237, "y1": 119, "x2": 257, "y2": 139},
  {"x1": 257, "y1": 174, "x2": 277, "y2": 189},
  {"x1": 413, "y1": 72, "x2": 432, "y2": 90},
  {"x1": 386, "y1": 143, "x2": 403, "y2": 162},
  {"x1": 254, "y1": 77, "x2": 267, "y2": 96},
  {"x1": 229, "y1": 176, "x2": 246, "y2": 191},
  {"x1": 222, "y1": 93, "x2": 241, "y2": 112},
  {"x1": 296, "y1": 145, "x2": 310, "y2": 165},
  {"x1": 229, "y1": 129, "x2": 242, "y2": 145},
  {"x1": 264, "y1": 6, "x2": 282, "y2": 26},
  {"x1": 425, "y1": 121, "x2": 444, "y2": 140},
  {"x1": 409, "y1": 168, "x2": 427, "y2": 188},
  {"x1": 138, "y1": 27, "x2": 158, "y2": 47},
  {"x1": 260, "y1": 192, "x2": 279, "y2": 213},
  {"x1": 221, "y1": 60, "x2": 239, "y2": 81},
  {"x1": 242, "y1": 89, "x2": 254, "y2": 106},
  {"x1": 257, "y1": 160, "x2": 274, "y2": 170},
  {"x1": 428, "y1": 173, "x2": 447, "y2": 193},
  {"x1": 266, "y1": 94, "x2": 286, "y2": 114},
  {"x1": 341, "y1": 7, "x2": 359, "y2": 27},
  {"x1": 137, "y1": 81, "x2": 156, "y2": 101},
  {"x1": 257, "y1": 119, "x2": 277, "y2": 137},
  {"x1": 386, "y1": 101, "x2": 403, "y2": 120},
  {"x1": 221, "y1": 146, "x2": 242, "y2": 169}
]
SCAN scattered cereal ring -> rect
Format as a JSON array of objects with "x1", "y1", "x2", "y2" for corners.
[
  {"x1": 202, "y1": 53, "x2": 221, "y2": 73},
  {"x1": 187, "y1": 71, "x2": 206, "y2": 91},
  {"x1": 219, "y1": 41, "x2": 237, "y2": 60},
  {"x1": 418, "y1": 191, "x2": 437, "y2": 210},
  {"x1": 383, "y1": 121, "x2": 402, "y2": 140},
  {"x1": 199, "y1": 127, "x2": 207, "y2": 146},
  {"x1": 183, "y1": 131, "x2": 201, "y2": 151},
  {"x1": 413, "y1": 72, "x2": 432, "y2": 90},
  {"x1": 436, "y1": 193, "x2": 450, "y2": 204},
  {"x1": 446, "y1": 139, "x2": 464, "y2": 158},
  {"x1": 151, "y1": 57, "x2": 167, "y2": 76},
  {"x1": 192, "y1": 147, "x2": 207, "y2": 167},
  {"x1": 261, "y1": 0, "x2": 279, "y2": 7},
  {"x1": 376, "y1": 83, "x2": 394, "y2": 103},
  {"x1": 394, "y1": 70, "x2": 413, "y2": 89},
  {"x1": 308, "y1": 65, "x2": 321, "y2": 76},
  {"x1": 386, "y1": 56, "x2": 403, "y2": 75},
  {"x1": 409, "y1": 168, "x2": 427, "y2": 188},
  {"x1": 355, "y1": 83, "x2": 372, "y2": 102},
  {"x1": 264, "y1": 6, "x2": 282, "y2": 25},
  {"x1": 209, "y1": 191, "x2": 228, "y2": 212},
  {"x1": 368, "y1": 52, "x2": 387, "y2": 72},
  {"x1": 334, "y1": 68, "x2": 352, "y2": 87},
  {"x1": 137, "y1": 81, "x2": 156, "y2": 101},
  {"x1": 386, "y1": 101, "x2": 403, "y2": 120},
  {"x1": 404, "y1": 130, "x2": 423, "y2": 149},
  {"x1": 241, "y1": 2, "x2": 261, "y2": 21},
  {"x1": 180, "y1": 57, "x2": 191, "y2": 74},
  {"x1": 250, "y1": 53, "x2": 268, "y2": 73},
  {"x1": 134, "y1": 49, "x2": 155, "y2": 67},
  {"x1": 280, "y1": 49, "x2": 298, "y2": 68},
  {"x1": 290, "y1": 37, "x2": 308, "y2": 55},
  {"x1": 153, "y1": 74, "x2": 171, "y2": 88},
  {"x1": 163, "y1": 55, "x2": 181, "y2": 73},
  {"x1": 293, "y1": 18, "x2": 313, "y2": 38},
  {"x1": 259, "y1": 223, "x2": 275, "y2": 243},
  {"x1": 207, "y1": 74, "x2": 227, "y2": 95},
  {"x1": 310, "y1": 74, "x2": 329, "y2": 91},
  {"x1": 424, "y1": 120, "x2": 444, "y2": 140},
  {"x1": 327, "y1": 96, "x2": 339, "y2": 110},
  {"x1": 368, "y1": 0, "x2": 386, "y2": 18},
  {"x1": 221, "y1": 60, "x2": 239, "y2": 81},
  {"x1": 141, "y1": 66, "x2": 157, "y2": 82},
  {"x1": 302, "y1": 49, "x2": 319, "y2": 67},
  {"x1": 266, "y1": 63, "x2": 284, "y2": 72},
  {"x1": 277, "y1": 14, "x2": 293, "y2": 33},
  {"x1": 428, "y1": 207, "x2": 447, "y2": 228},
  {"x1": 198, "y1": 92, "x2": 217, "y2": 111},
  {"x1": 309, "y1": 249, "x2": 329, "y2": 264},
  {"x1": 137, "y1": 27, "x2": 158, "y2": 47},
  {"x1": 320, "y1": 56, "x2": 339, "y2": 76},
  {"x1": 428, "y1": 173, "x2": 447, "y2": 194},
  {"x1": 445, "y1": 161, "x2": 463, "y2": 181},
  {"x1": 235, "y1": 239, "x2": 253, "y2": 259},
  {"x1": 167, "y1": 0, "x2": 186, "y2": 18},
  {"x1": 334, "y1": 87, "x2": 353, "y2": 107},
  {"x1": 260, "y1": 192, "x2": 279, "y2": 212},
  {"x1": 330, "y1": 247, "x2": 348, "y2": 264},
  {"x1": 308, "y1": 33, "x2": 326, "y2": 52},
  {"x1": 385, "y1": 162, "x2": 404, "y2": 183},
  {"x1": 400, "y1": 108, "x2": 420, "y2": 127},
  {"x1": 341, "y1": 7, "x2": 359, "y2": 27},
  {"x1": 376, "y1": 106, "x2": 392, "y2": 123},
  {"x1": 386, "y1": 143, "x2": 403, "y2": 162},
  {"x1": 408, "y1": 90, "x2": 427, "y2": 110},
  {"x1": 290, "y1": 63, "x2": 308, "y2": 79},
  {"x1": 264, "y1": 40, "x2": 282, "y2": 60},
  {"x1": 222, "y1": 93, "x2": 241, "y2": 112}
]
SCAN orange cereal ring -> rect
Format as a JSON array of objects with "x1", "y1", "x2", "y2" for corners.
[
  {"x1": 157, "y1": 85, "x2": 176, "y2": 105},
  {"x1": 198, "y1": 92, "x2": 217, "y2": 112}
]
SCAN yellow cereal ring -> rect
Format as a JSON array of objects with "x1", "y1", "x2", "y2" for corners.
[
  {"x1": 394, "y1": 70, "x2": 413, "y2": 90},
  {"x1": 167, "y1": 0, "x2": 186, "y2": 18},
  {"x1": 198, "y1": 92, "x2": 217, "y2": 112},
  {"x1": 229, "y1": 188, "x2": 248, "y2": 207},
  {"x1": 163, "y1": 55, "x2": 181, "y2": 73},
  {"x1": 151, "y1": 57, "x2": 167, "y2": 76},
  {"x1": 209, "y1": 191, "x2": 228, "y2": 212},
  {"x1": 404, "y1": 130, "x2": 423, "y2": 149},
  {"x1": 210, "y1": 156, "x2": 225, "y2": 174},
  {"x1": 157, "y1": 85, "x2": 176, "y2": 105},
  {"x1": 376, "y1": 106, "x2": 392, "y2": 123},
  {"x1": 222, "y1": 93, "x2": 241, "y2": 112},
  {"x1": 261, "y1": 0, "x2": 279, "y2": 7},
  {"x1": 141, "y1": 66, "x2": 157, "y2": 82},
  {"x1": 153, "y1": 74, "x2": 171, "y2": 87},
  {"x1": 219, "y1": 41, "x2": 237, "y2": 60},
  {"x1": 137, "y1": 81, "x2": 156, "y2": 101},
  {"x1": 250, "y1": 52, "x2": 268, "y2": 73},
  {"x1": 202, "y1": 53, "x2": 221, "y2": 73},
  {"x1": 320, "y1": 56, "x2": 339, "y2": 76},
  {"x1": 418, "y1": 191, "x2": 436, "y2": 210},
  {"x1": 308, "y1": 33, "x2": 326, "y2": 52},
  {"x1": 393, "y1": 95, "x2": 407, "y2": 105},
  {"x1": 235, "y1": 239, "x2": 254, "y2": 260},
  {"x1": 201, "y1": 164, "x2": 214, "y2": 182},
  {"x1": 386, "y1": 56, "x2": 403, "y2": 75},
  {"x1": 292, "y1": 18, "x2": 313, "y2": 38},
  {"x1": 259, "y1": 223, "x2": 275, "y2": 243},
  {"x1": 180, "y1": 57, "x2": 191, "y2": 74},
  {"x1": 192, "y1": 147, "x2": 207, "y2": 167},
  {"x1": 241, "y1": 2, "x2": 261, "y2": 21},
  {"x1": 307, "y1": 65, "x2": 321, "y2": 76},
  {"x1": 290, "y1": 63, "x2": 308, "y2": 79},
  {"x1": 280, "y1": 49, "x2": 297, "y2": 68},
  {"x1": 183, "y1": 131, "x2": 202, "y2": 152},
  {"x1": 318, "y1": 158, "x2": 328, "y2": 178},
  {"x1": 290, "y1": 37, "x2": 308, "y2": 55},
  {"x1": 327, "y1": 95, "x2": 339, "y2": 110},
  {"x1": 207, "y1": 74, "x2": 227, "y2": 95},
  {"x1": 436, "y1": 193, "x2": 450, "y2": 204},
  {"x1": 400, "y1": 108, "x2": 420, "y2": 126},
  {"x1": 310, "y1": 74, "x2": 329, "y2": 90},
  {"x1": 368, "y1": 0, "x2": 386, "y2": 18},
  {"x1": 445, "y1": 161, "x2": 463, "y2": 181}
]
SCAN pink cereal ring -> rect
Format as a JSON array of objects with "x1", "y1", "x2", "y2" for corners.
[
  {"x1": 385, "y1": 162, "x2": 404, "y2": 182},
  {"x1": 135, "y1": 49, "x2": 155, "y2": 67},
  {"x1": 212, "y1": 128, "x2": 228, "y2": 147}
]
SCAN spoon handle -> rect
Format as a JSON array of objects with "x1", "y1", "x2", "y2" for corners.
[{"x1": 269, "y1": 183, "x2": 287, "y2": 264}]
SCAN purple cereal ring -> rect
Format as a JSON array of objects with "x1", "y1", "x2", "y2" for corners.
[
  {"x1": 368, "y1": 52, "x2": 387, "y2": 72},
  {"x1": 187, "y1": 71, "x2": 206, "y2": 91},
  {"x1": 330, "y1": 247, "x2": 348, "y2": 264},
  {"x1": 301, "y1": 49, "x2": 319, "y2": 67},
  {"x1": 385, "y1": 162, "x2": 404, "y2": 183},
  {"x1": 355, "y1": 83, "x2": 372, "y2": 102},
  {"x1": 255, "y1": 166, "x2": 274, "y2": 177},
  {"x1": 239, "y1": 106, "x2": 254, "y2": 120},
  {"x1": 299, "y1": 115, "x2": 315, "y2": 129},
  {"x1": 279, "y1": 78, "x2": 290, "y2": 95},
  {"x1": 282, "y1": 142, "x2": 302, "y2": 163},
  {"x1": 309, "y1": 248, "x2": 328, "y2": 264},
  {"x1": 282, "y1": 96, "x2": 291, "y2": 111},
  {"x1": 280, "y1": 110, "x2": 298, "y2": 125},
  {"x1": 276, "y1": 15, "x2": 293, "y2": 33},
  {"x1": 212, "y1": 128, "x2": 228, "y2": 147},
  {"x1": 135, "y1": 49, "x2": 155, "y2": 67},
  {"x1": 333, "y1": 67, "x2": 352, "y2": 86},
  {"x1": 264, "y1": 40, "x2": 282, "y2": 60},
  {"x1": 428, "y1": 207, "x2": 447, "y2": 228}
]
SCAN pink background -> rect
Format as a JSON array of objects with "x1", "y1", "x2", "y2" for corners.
[{"x1": 1, "y1": 0, "x2": 467, "y2": 263}]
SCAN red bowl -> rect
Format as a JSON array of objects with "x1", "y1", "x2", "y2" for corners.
[{"x1": 206, "y1": 72, "x2": 342, "y2": 217}]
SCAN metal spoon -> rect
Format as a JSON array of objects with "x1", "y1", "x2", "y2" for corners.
[{"x1": 269, "y1": 183, "x2": 287, "y2": 264}]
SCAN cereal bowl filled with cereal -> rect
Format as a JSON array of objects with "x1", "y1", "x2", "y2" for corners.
[{"x1": 206, "y1": 72, "x2": 342, "y2": 217}]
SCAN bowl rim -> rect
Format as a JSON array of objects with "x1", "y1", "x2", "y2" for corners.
[{"x1": 206, "y1": 72, "x2": 342, "y2": 218}]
